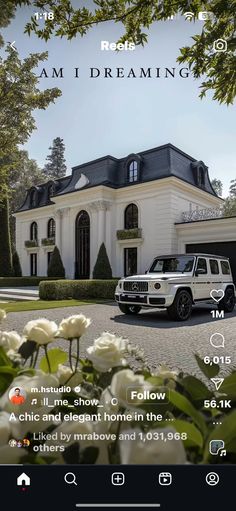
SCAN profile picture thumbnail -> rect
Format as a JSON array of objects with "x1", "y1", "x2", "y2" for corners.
[{"x1": 9, "y1": 387, "x2": 26, "y2": 405}]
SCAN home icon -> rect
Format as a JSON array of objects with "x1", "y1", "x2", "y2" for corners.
[{"x1": 17, "y1": 473, "x2": 30, "y2": 486}]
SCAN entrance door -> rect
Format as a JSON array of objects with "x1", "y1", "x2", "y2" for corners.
[
  {"x1": 75, "y1": 210, "x2": 90, "y2": 279},
  {"x1": 124, "y1": 247, "x2": 137, "y2": 276}
]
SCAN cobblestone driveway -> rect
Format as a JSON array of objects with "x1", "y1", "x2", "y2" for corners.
[{"x1": 3, "y1": 302, "x2": 236, "y2": 377}]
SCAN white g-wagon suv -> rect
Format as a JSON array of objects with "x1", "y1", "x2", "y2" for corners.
[{"x1": 115, "y1": 254, "x2": 235, "y2": 321}]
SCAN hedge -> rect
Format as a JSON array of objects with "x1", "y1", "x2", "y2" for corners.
[
  {"x1": 116, "y1": 228, "x2": 142, "y2": 240},
  {"x1": 39, "y1": 279, "x2": 119, "y2": 301},
  {"x1": 25, "y1": 240, "x2": 38, "y2": 248},
  {"x1": 0, "y1": 277, "x2": 64, "y2": 287},
  {"x1": 41, "y1": 237, "x2": 55, "y2": 246}
]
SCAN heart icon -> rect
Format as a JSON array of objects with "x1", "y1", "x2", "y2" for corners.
[{"x1": 210, "y1": 289, "x2": 225, "y2": 303}]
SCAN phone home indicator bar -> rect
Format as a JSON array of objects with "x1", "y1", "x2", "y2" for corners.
[{"x1": 76, "y1": 505, "x2": 161, "y2": 508}]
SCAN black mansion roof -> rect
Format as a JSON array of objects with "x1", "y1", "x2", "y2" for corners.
[{"x1": 16, "y1": 143, "x2": 218, "y2": 212}]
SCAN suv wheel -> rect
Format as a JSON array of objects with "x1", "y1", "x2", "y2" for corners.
[
  {"x1": 218, "y1": 287, "x2": 235, "y2": 313},
  {"x1": 167, "y1": 290, "x2": 192, "y2": 321},
  {"x1": 118, "y1": 304, "x2": 141, "y2": 315}
]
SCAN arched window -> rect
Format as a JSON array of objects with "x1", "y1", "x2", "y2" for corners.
[
  {"x1": 30, "y1": 222, "x2": 38, "y2": 241},
  {"x1": 124, "y1": 203, "x2": 138, "y2": 229},
  {"x1": 30, "y1": 189, "x2": 37, "y2": 208},
  {"x1": 47, "y1": 218, "x2": 56, "y2": 238},
  {"x1": 128, "y1": 161, "x2": 138, "y2": 183},
  {"x1": 75, "y1": 210, "x2": 90, "y2": 279}
]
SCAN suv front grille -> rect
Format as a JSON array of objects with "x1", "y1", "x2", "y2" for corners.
[{"x1": 123, "y1": 281, "x2": 148, "y2": 292}]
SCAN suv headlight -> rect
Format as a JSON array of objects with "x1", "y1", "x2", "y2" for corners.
[{"x1": 154, "y1": 282, "x2": 161, "y2": 290}]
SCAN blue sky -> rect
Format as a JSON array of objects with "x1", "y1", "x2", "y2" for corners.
[{"x1": 2, "y1": 4, "x2": 235, "y2": 195}]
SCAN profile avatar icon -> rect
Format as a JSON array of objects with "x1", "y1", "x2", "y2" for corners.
[
  {"x1": 9, "y1": 387, "x2": 26, "y2": 405},
  {"x1": 9, "y1": 439, "x2": 17, "y2": 448}
]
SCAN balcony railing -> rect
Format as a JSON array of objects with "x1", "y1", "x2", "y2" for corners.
[
  {"x1": 181, "y1": 207, "x2": 223, "y2": 223},
  {"x1": 24, "y1": 239, "x2": 38, "y2": 248},
  {"x1": 41, "y1": 237, "x2": 55, "y2": 246},
  {"x1": 116, "y1": 228, "x2": 142, "y2": 240}
]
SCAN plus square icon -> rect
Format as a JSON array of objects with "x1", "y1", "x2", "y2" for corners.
[{"x1": 111, "y1": 473, "x2": 125, "y2": 486}]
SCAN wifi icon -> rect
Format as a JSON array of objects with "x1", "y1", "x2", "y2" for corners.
[{"x1": 184, "y1": 11, "x2": 194, "y2": 21}]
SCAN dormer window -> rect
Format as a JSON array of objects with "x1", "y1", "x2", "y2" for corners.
[
  {"x1": 128, "y1": 161, "x2": 138, "y2": 183},
  {"x1": 48, "y1": 184, "x2": 54, "y2": 200},
  {"x1": 191, "y1": 161, "x2": 207, "y2": 189},
  {"x1": 199, "y1": 167, "x2": 205, "y2": 186},
  {"x1": 30, "y1": 189, "x2": 37, "y2": 208},
  {"x1": 46, "y1": 181, "x2": 56, "y2": 202}
]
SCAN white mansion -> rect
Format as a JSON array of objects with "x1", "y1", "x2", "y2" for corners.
[{"x1": 15, "y1": 143, "x2": 236, "y2": 281}]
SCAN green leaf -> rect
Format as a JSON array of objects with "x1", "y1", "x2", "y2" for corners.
[
  {"x1": 169, "y1": 389, "x2": 207, "y2": 435},
  {"x1": 172, "y1": 420, "x2": 203, "y2": 448},
  {"x1": 0, "y1": 373, "x2": 14, "y2": 393},
  {"x1": 0, "y1": 346, "x2": 12, "y2": 366},
  {"x1": 18, "y1": 368, "x2": 35, "y2": 376},
  {"x1": 146, "y1": 376, "x2": 163, "y2": 386},
  {"x1": 181, "y1": 376, "x2": 212, "y2": 401},
  {"x1": 220, "y1": 372, "x2": 236, "y2": 398},
  {"x1": 39, "y1": 348, "x2": 68, "y2": 373},
  {"x1": 0, "y1": 366, "x2": 17, "y2": 376},
  {"x1": 204, "y1": 410, "x2": 236, "y2": 460},
  {"x1": 195, "y1": 354, "x2": 219, "y2": 378}
]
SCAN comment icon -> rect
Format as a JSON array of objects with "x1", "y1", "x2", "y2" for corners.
[{"x1": 210, "y1": 333, "x2": 225, "y2": 348}]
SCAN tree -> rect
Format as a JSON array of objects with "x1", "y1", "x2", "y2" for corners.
[
  {"x1": 211, "y1": 179, "x2": 223, "y2": 197},
  {"x1": 43, "y1": 137, "x2": 67, "y2": 179},
  {"x1": 93, "y1": 243, "x2": 112, "y2": 279},
  {"x1": 223, "y1": 197, "x2": 236, "y2": 217},
  {"x1": 229, "y1": 179, "x2": 236, "y2": 198},
  {"x1": 47, "y1": 246, "x2": 65, "y2": 278},
  {"x1": 1, "y1": 1, "x2": 235, "y2": 105},
  {"x1": 8, "y1": 150, "x2": 45, "y2": 246},
  {"x1": 0, "y1": 199, "x2": 13, "y2": 276},
  {"x1": 9, "y1": 150, "x2": 44, "y2": 212},
  {"x1": 12, "y1": 250, "x2": 22, "y2": 277},
  {"x1": 220, "y1": 179, "x2": 236, "y2": 217},
  {"x1": 0, "y1": 44, "x2": 61, "y2": 275}
]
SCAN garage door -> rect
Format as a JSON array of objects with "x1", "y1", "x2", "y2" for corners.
[{"x1": 186, "y1": 242, "x2": 236, "y2": 283}]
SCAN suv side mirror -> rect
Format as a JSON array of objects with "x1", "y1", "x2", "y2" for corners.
[
  {"x1": 195, "y1": 268, "x2": 206, "y2": 276},
  {"x1": 145, "y1": 270, "x2": 148, "y2": 274}
]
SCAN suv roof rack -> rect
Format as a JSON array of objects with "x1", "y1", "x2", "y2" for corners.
[{"x1": 153, "y1": 254, "x2": 229, "y2": 260}]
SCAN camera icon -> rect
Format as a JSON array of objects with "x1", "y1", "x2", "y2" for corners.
[
  {"x1": 198, "y1": 11, "x2": 213, "y2": 20},
  {"x1": 213, "y1": 39, "x2": 227, "y2": 52}
]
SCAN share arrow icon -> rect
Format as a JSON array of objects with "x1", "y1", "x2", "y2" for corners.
[{"x1": 211, "y1": 378, "x2": 224, "y2": 391}]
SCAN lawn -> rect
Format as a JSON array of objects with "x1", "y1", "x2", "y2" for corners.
[{"x1": 0, "y1": 299, "x2": 108, "y2": 313}]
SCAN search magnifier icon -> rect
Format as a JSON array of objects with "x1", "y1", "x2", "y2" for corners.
[{"x1": 64, "y1": 472, "x2": 77, "y2": 485}]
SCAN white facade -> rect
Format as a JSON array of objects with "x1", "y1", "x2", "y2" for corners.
[{"x1": 15, "y1": 176, "x2": 222, "y2": 279}]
